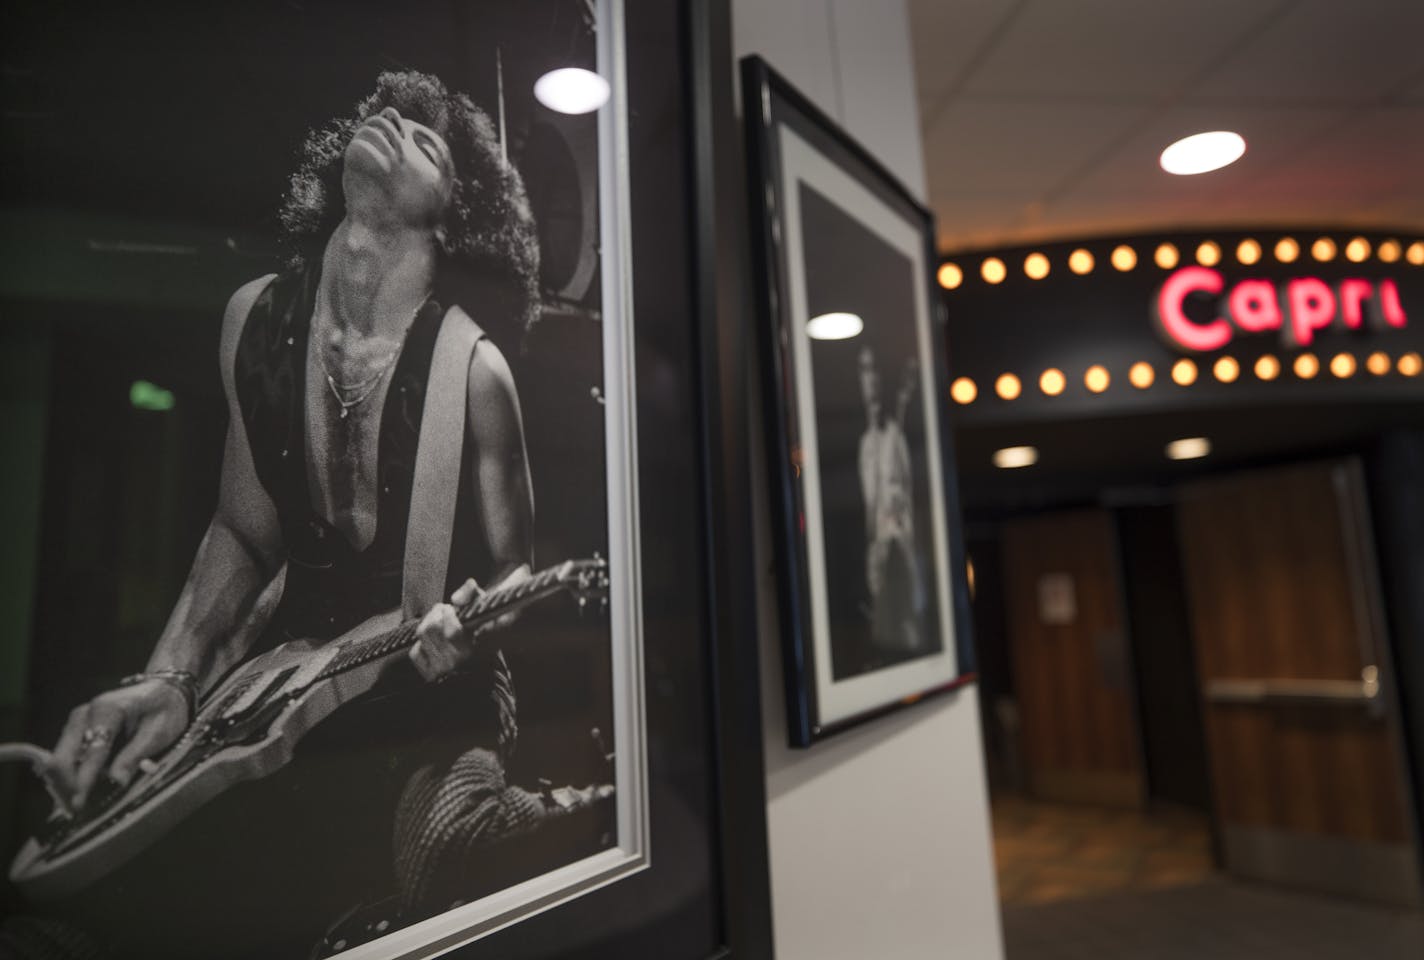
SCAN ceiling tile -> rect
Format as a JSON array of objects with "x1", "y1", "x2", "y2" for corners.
[
  {"x1": 923, "y1": 99, "x2": 1150, "y2": 197},
  {"x1": 908, "y1": 0, "x2": 1020, "y2": 120},
  {"x1": 961, "y1": 0, "x2": 1282, "y2": 100},
  {"x1": 1194, "y1": 0, "x2": 1424, "y2": 105},
  {"x1": 1239, "y1": 107, "x2": 1424, "y2": 205}
]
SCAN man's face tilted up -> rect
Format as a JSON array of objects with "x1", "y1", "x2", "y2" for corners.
[{"x1": 343, "y1": 105, "x2": 456, "y2": 232}]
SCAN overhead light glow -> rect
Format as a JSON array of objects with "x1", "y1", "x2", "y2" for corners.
[
  {"x1": 533, "y1": 67, "x2": 611, "y2": 114},
  {"x1": 1111, "y1": 245, "x2": 1137, "y2": 271},
  {"x1": 1069, "y1": 249, "x2": 1094, "y2": 275},
  {"x1": 806, "y1": 311, "x2": 863, "y2": 340},
  {"x1": 938, "y1": 263, "x2": 964, "y2": 290},
  {"x1": 1166, "y1": 437, "x2": 1211, "y2": 461},
  {"x1": 1159, "y1": 131, "x2": 1246, "y2": 175},
  {"x1": 950, "y1": 377, "x2": 978, "y2": 404},
  {"x1": 992, "y1": 445, "x2": 1038, "y2": 469}
]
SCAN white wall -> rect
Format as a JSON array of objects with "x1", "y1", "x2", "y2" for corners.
[{"x1": 732, "y1": 1, "x2": 1004, "y2": 957}]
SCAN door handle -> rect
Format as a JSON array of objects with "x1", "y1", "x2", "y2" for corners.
[{"x1": 1205, "y1": 666, "x2": 1382, "y2": 712}]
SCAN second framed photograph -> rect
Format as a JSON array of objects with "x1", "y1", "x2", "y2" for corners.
[{"x1": 742, "y1": 56, "x2": 975, "y2": 747}]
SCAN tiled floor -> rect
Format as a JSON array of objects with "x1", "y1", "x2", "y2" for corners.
[
  {"x1": 993, "y1": 796, "x2": 1214, "y2": 906},
  {"x1": 993, "y1": 797, "x2": 1424, "y2": 960}
]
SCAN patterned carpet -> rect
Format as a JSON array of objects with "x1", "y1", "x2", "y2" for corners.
[{"x1": 993, "y1": 798, "x2": 1424, "y2": 960}]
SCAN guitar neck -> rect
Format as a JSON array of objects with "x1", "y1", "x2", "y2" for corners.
[{"x1": 315, "y1": 564, "x2": 579, "y2": 681}]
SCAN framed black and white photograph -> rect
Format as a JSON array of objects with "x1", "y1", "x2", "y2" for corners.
[
  {"x1": 741, "y1": 56, "x2": 975, "y2": 747},
  {"x1": 0, "y1": 2, "x2": 770, "y2": 958}
]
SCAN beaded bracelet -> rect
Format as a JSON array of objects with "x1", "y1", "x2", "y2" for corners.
[{"x1": 119, "y1": 669, "x2": 199, "y2": 723}]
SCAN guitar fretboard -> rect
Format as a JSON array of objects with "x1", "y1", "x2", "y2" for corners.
[{"x1": 314, "y1": 564, "x2": 577, "y2": 682}]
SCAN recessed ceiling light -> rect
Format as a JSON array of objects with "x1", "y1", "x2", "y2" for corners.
[
  {"x1": 1166, "y1": 437, "x2": 1210, "y2": 460},
  {"x1": 533, "y1": 67, "x2": 611, "y2": 114},
  {"x1": 806, "y1": 312, "x2": 863, "y2": 340},
  {"x1": 992, "y1": 445, "x2": 1038, "y2": 469},
  {"x1": 1160, "y1": 131, "x2": 1246, "y2": 175}
]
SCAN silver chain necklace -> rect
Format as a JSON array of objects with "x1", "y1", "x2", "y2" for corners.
[{"x1": 318, "y1": 305, "x2": 419, "y2": 419}]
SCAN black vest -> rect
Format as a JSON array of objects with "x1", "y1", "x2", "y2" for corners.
[{"x1": 233, "y1": 266, "x2": 491, "y2": 645}]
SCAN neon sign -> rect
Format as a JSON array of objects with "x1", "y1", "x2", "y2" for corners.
[{"x1": 1154, "y1": 266, "x2": 1407, "y2": 352}]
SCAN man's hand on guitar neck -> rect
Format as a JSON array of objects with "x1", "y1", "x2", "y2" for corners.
[
  {"x1": 45, "y1": 679, "x2": 191, "y2": 813},
  {"x1": 409, "y1": 564, "x2": 532, "y2": 682}
]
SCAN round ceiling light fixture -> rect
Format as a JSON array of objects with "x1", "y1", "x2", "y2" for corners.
[
  {"x1": 1159, "y1": 131, "x2": 1246, "y2": 176},
  {"x1": 533, "y1": 67, "x2": 611, "y2": 114},
  {"x1": 806, "y1": 311, "x2": 863, "y2": 340},
  {"x1": 992, "y1": 445, "x2": 1038, "y2": 469},
  {"x1": 1166, "y1": 437, "x2": 1211, "y2": 461}
]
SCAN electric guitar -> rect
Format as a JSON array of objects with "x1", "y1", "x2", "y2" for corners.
[{"x1": 9, "y1": 556, "x2": 609, "y2": 900}]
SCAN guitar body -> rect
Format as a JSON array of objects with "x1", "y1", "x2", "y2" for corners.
[
  {"x1": 10, "y1": 610, "x2": 403, "y2": 901},
  {"x1": 10, "y1": 556, "x2": 606, "y2": 901}
]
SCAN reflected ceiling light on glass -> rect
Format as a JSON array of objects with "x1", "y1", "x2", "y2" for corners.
[
  {"x1": 1111, "y1": 245, "x2": 1137, "y2": 271},
  {"x1": 1069, "y1": 249, "x2": 1095, "y2": 275},
  {"x1": 1155, "y1": 243, "x2": 1180, "y2": 269},
  {"x1": 1039, "y1": 368, "x2": 1066, "y2": 396},
  {"x1": 1213, "y1": 356, "x2": 1239, "y2": 383},
  {"x1": 1255, "y1": 354, "x2": 1281, "y2": 381},
  {"x1": 992, "y1": 445, "x2": 1039, "y2": 469},
  {"x1": 1345, "y1": 237, "x2": 1370, "y2": 263},
  {"x1": 1294, "y1": 352, "x2": 1320, "y2": 379},
  {"x1": 950, "y1": 377, "x2": 978, "y2": 404},
  {"x1": 1237, "y1": 238, "x2": 1261, "y2": 265},
  {"x1": 1275, "y1": 237, "x2": 1300, "y2": 263},
  {"x1": 1129, "y1": 361, "x2": 1155, "y2": 389},
  {"x1": 806, "y1": 311, "x2": 863, "y2": 340},
  {"x1": 938, "y1": 263, "x2": 964, "y2": 290},
  {"x1": 982, "y1": 257, "x2": 1007, "y2": 284},
  {"x1": 1330, "y1": 352, "x2": 1356, "y2": 378},
  {"x1": 1024, "y1": 252, "x2": 1051, "y2": 280},
  {"x1": 1166, "y1": 437, "x2": 1211, "y2": 460},
  {"x1": 995, "y1": 373, "x2": 1022, "y2": 400},
  {"x1": 1312, "y1": 237, "x2": 1336, "y2": 262},
  {"x1": 1196, "y1": 241, "x2": 1221, "y2": 267},
  {"x1": 1159, "y1": 131, "x2": 1246, "y2": 175},
  {"x1": 1378, "y1": 240, "x2": 1402, "y2": 263},
  {"x1": 1366, "y1": 351, "x2": 1391, "y2": 376},
  {"x1": 1171, "y1": 358, "x2": 1198, "y2": 386},
  {"x1": 533, "y1": 67, "x2": 611, "y2": 114}
]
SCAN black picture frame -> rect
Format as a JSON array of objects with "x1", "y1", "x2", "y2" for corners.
[
  {"x1": 0, "y1": 0, "x2": 772, "y2": 957},
  {"x1": 741, "y1": 56, "x2": 976, "y2": 747}
]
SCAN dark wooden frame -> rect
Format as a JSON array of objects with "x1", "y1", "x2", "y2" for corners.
[{"x1": 740, "y1": 55, "x2": 976, "y2": 748}]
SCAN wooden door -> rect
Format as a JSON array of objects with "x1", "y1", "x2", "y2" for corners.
[
  {"x1": 1178, "y1": 460, "x2": 1420, "y2": 905},
  {"x1": 1002, "y1": 509, "x2": 1144, "y2": 807}
]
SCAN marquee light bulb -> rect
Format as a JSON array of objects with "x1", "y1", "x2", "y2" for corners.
[
  {"x1": 950, "y1": 377, "x2": 977, "y2": 404},
  {"x1": 1024, "y1": 252, "x2": 1050, "y2": 280},
  {"x1": 938, "y1": 263, "x2": 963, "y2": 290},
  {"x1": 806, "y1": 312, "x2": 863, "y2": 340},
  {"x1": 1160, "y1": 131, "x2": 1246, "y2": 175},
  {"x1": 534, "y1": 68, "x2": 611, "y2": 114},
  {"x1": 1129, "y1": 362, "x2": 1154, "y2": 389},
  {"x1": 1111, "y1": 245, "x2": 1137, "y2": 271},
  {"x1": 982, "y1": 257, "x2": 1007, "y2": 284}
]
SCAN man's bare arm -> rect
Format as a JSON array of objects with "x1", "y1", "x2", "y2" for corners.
[{"x1": 410, "y1": 330, "x2": 534, "y2": 681}]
